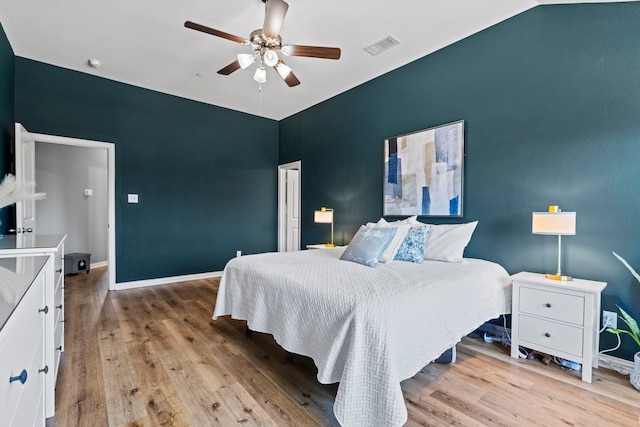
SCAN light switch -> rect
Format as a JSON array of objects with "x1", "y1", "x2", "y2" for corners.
[
  {"x1": 84, "y1": 189, "x2": 93, "y2": 196},
  {"x1": 128, "y1": 194, "x2": 139, "y2": 203}
]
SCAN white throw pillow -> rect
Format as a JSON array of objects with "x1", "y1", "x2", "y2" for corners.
[
  {"x1": 375, "y1": 219, "x2": 412, "y2": 263},
  {"x1": 423, "y1": 221, "x2": 478, "y2": 262},
  {"x1": 340, "y1": 225, "x2": 398, "y2": 267}
]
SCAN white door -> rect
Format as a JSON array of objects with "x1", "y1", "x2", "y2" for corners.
[
  {"x1": 285, "y1": 169, "x2": 300, "y2": 251},
  {"x1": 14, "y1": 123, "x2": 37, "y2": 234},
  {"x1": 277, "y1": 161, "x2": 301, "y2": 252}
]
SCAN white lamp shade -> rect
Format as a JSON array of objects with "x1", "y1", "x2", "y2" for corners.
[
  {"x1": 532, "y1": 212, "x2": 576, "y2": 235},
  {"x1": 237, "y1": 53, "x2": 255, "y2": 69},
  {"x1": 263, "y1": 49, "x2": 279, "y2": 67},
  {"x1": 275, "y1": 60, "x2": 292, "y2": 79},
  {"x1": 314, "y1": 210, "x2": 333, "y2": 224},
  {"x1": 253, "y1": 66, "x2": 267, "y2": 83}
]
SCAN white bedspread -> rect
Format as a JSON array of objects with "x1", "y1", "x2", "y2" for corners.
[{"x1": 213, "y1": 248, "x2": 511, "y2": 427}]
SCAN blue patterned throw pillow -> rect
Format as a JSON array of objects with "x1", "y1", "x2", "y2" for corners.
[
  {"x1": 340, "y1": 226, "x2": 397, "y2": 267},
  {"x1": 394, "y1": 226, "x2": 430, "y2": 263}
]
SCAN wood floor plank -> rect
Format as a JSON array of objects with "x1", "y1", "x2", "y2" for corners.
[
  {"x1": 212, "y1": 382, "x2": 278, "y2": 426},
  {"x1": 213, "y1": 339, "x2": 326, "y2": 426},
  {"x1": 405, "y1": 393, "x2": 485, "y2": 427},
  {"x1": 98, "y1": 328, "x2": 149, "y2": 426},
  {"x1": 126, "y1": 338, "x2": 192, "y2": 426},
  {"x1": 161, "y1": 317, "x2": 235, "y2": 390},
  {"x1": 49, "y1": 267, "x2": 640, "y2": 427},
  {"x1": 155, "y1": 347, "x2": 239, "y2": 426},
  {"x1": 224, "y1": 330, "x2": 340, "y2": 426}
]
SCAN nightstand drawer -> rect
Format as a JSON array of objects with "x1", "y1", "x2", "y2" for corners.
[
  {"x1": 518, "y1": 315, "x2": 584, "y2": 357},
  {"x1": 519, "y1": 286, "x2": 584, "y2": 325}
]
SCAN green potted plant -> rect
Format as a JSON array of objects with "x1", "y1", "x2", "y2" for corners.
[{"x1": 607, "y1": 252, "x2": 640, "y2": 390}]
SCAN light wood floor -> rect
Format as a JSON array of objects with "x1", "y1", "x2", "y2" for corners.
[{"x1": 48, "y1": 267, "x2": 640, "y2": 427}]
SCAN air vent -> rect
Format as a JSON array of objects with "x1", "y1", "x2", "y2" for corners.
[{"x1": 363, "y1": 35, "x2": 400, "y2": 56}]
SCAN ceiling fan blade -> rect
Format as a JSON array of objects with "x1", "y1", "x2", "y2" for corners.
[
  {"x1": 275, "y1": 59, "x2": 300, "y2": 87},
  {"x1": 184, "y1": 21, "x2": 247, "y2": 44},
  {"x1": 263, "y1": 0, "x2": 289, "y2": 40},
  {"x1": 282, "y1": 44, "x2": 341, "y2": 60},
  {"x1": 217, "y1": 60, "x2": 242, "y2": 75},
  {"x1": 283, "y1": 70, "x2": 300, "y2": 87}
]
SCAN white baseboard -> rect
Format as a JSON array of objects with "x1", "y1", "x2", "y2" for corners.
[
  {"x1": 598, "y1": 353, "x2": 634, "y2": 375},
  {"x1": 115, "y1": 271, "x2": 223, "y2": 291},
  {"x1": 91, "y1": 261, "x2": 108, "y2": 269}
]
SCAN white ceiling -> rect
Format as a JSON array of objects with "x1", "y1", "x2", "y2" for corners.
[{"x1": 0, "y1": 0, "x2": 629, "y2": 120}]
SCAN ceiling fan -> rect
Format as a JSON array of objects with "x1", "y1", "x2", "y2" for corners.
[{"x1": 185, "y1": 0, "x2": 341, "y2": 87}]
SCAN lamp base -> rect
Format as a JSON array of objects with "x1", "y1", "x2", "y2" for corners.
[
  {"x1": 325, "y1": 243, "x2": 336, "y2": 248},
  {"x1": 545, "y1": 273, "x2": 572, "y2": 281}
]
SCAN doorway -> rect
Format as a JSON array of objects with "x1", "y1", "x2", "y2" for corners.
[
  {"x1": 15, "y1": 123, "x2": 116, "y2": 290},
  {"x1": 277, "y1": 161, "x2": 301, "y2": 252}
]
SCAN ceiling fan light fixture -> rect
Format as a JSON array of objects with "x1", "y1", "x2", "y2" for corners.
[
  {"x1": 263, "y1": 49, "x2": 279, "y2": 67},
  {"x1": 253, "y1": 66, "x2": 267, "y2": 83},
  {"x1": 280, "y1": 45, "x2": 292, "y2": 56},
  {"x1": 237, "y1": 53, "x2": 255, "y2": 69},
  {"x1": 275, "y1": 60, "x2": 291, "y2": 79}
]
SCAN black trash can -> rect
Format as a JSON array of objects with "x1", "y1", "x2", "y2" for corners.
[{"x1": 64, "y1": 253, "x2": 91, "y2": 274}]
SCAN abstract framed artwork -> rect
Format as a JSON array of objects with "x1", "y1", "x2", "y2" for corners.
[{"x1": 384, "y1": 120, "x2": 464, "y2": 217}]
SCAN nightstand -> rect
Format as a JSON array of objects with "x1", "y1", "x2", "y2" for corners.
[
  {"x1": 510, "y1": 271, "x2": 607, "y2": 383},
  {"x1": 306, "y1": 244, "x2": 344, "y2": 249}
]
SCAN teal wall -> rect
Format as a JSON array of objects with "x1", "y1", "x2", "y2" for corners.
[
  {"x1": 3, "y1": 3, "x2": 640, "y2": 359},
  {"x1": 14, "y1": 58, "x2": 279, "y2": 282},
  {"x1": 0, "y1": 23, "x2": 13, "y2": 231},
  {"x1": 280, "y1": 3, "x2": 640, "y2": 359}
]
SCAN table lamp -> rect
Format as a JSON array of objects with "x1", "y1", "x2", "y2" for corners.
[
  {"x1": 314, "y1": 207, "x2": 334, "y2": 247},
  {"x1": 532, "y1": 206, "x2": 576, "y2": 281}
]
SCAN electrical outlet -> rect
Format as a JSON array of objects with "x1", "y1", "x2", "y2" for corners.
[{"x1": 603, "y1": 310, "x2": 618, "y2": 329}]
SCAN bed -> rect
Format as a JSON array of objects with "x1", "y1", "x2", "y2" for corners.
[{"x1": 213, "y1": 247, "x2": 511, "y2": 426}]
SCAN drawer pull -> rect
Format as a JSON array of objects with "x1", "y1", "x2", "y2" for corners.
[
  {"x1": 56, "y1": 268, "x2": 63, "y2": 273},
  {"x1": 545, "y1": 303, "x2": 552, "y2": 308},
  {"x1": 38, "y1": 305, "x2": 49, "y2": 314},
  {"x1": 56, "y1": 346, "x2": 62, "y2": 351},
  {"x1": 9, "y1": 370, "x2": 28, "y2": 384},
  {"x1": 544, "y1": 332, "x2": 551, "y2": 338},
  {"x1": 56, "y1": 304, "x2": 63, "y2": 310},
  {"x1": 39, "y1": 365, "x2": 49, "y2": 375}
]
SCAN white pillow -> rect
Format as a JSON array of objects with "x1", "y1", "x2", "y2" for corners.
[
  {"x1": 375, "y1": 219, "x2": 412, "y2": 263},
  {"x1": 386, "y1": 215, "x2": 419, "y2": 226},
  {"x1": 423, "y1": 221, "x2": 478, "y2": 262}
]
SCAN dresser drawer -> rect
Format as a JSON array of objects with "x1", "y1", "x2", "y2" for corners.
[
  {"x1": 54, "y1": 319, "x2": 64, "y2": 380},
  {"x1": 9, "y1": 326, "x2": 44, "y2": 427},
  {"x1": 54, "y1": 286, "x2": 63, "y2": 318},
  {"x1": 0, "y1": 275, "x2": 46, "y2": 426},
  {"x1": 519, "y1": 286, "x2": 584, "y2": 325},
  {"x1": 54, "y1": 270, "x2": 63, "y2": 299},
  {"x1": 518, "y1": 315, "x2": 584, "y2": 357},
  {"x1": 54, "y1": 318, "x2": 63, "y2": 353},
  {"x1": 54, "y1": 251, "x2": 63, "y2": 286}
]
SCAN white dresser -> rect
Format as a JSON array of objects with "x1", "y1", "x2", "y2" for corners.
[
  {"x1": 510, "y1": 271, "x2": 607, "y2": 383},
  {"x1": 0, "y1": 256, "x2": 49, "y2": 427},
  {"x1": 0, "y1": 234, "x2": 66, "y2": 418}
]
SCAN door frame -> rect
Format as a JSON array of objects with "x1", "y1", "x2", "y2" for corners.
[
  {"x1": 21, "y1": 124, "x2": 117, "y2": 291},
  {"x1": 277, "y1": 160, "x2": 301, "y2": 252}
]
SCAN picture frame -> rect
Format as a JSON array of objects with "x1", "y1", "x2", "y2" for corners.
[{"x1": 384, "y1": 120, "x2": 464, "y2": 217}]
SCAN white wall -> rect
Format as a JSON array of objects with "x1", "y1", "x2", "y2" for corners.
[{"x1": 35, "y1": 143, "x2": 108, "y2": 264}]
